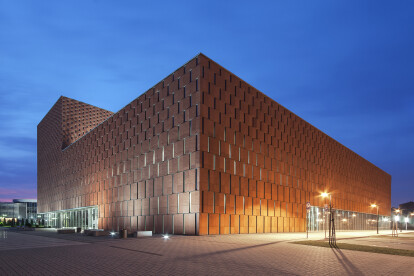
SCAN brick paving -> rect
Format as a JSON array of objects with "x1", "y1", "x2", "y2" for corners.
[
  {"x1": 0, "y1": 229, "x2": 85, "y2": 251},
  {"x1": 0, "y1": 229, "x2": 413, "y2": 275}
]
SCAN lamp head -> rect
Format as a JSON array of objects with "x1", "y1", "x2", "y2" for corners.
[{"x1": 321, "y1": 192, "x2": 329, "y2": 198}]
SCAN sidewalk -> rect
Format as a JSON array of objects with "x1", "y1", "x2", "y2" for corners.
[{"x1": 1, "y1": 228, "x2": 413, "y2": 275}]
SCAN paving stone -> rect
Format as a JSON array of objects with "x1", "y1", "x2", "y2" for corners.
[{"x1": 1, "y1": 229, "x2": 413, "y2": 275}]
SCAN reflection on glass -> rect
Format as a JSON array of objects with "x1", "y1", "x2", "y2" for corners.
[
  {"x1": 39, "y1": 206, "x2": 98, "y2": 229},
  {"x1": 307, "y1": 206, "x2": 391, "y2": 232}
]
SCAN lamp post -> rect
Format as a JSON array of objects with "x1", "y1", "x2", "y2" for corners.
[
  {"x1": 321, "y1": 192, "x2": 335, "y2": 245},
  {"x1": 396, "y1": 209, "x2": 402, "y2": 232},
  {"x1": 405, "y1": 217, "x2": 409, "y2": 231},
  {"x1": 370, "y1": 204, "x2": 379, "y2": 234},
  {"x1": 396, "y1": 215, "x2": 400, "y2": 232}
]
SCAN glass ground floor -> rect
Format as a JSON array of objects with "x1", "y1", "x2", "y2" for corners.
[
  {"x1": 39, "y1": 205, "x2": 390, "y2": 232},
  {"x1": 39, "y1": 206, "x2": 98, "y2": 229},
  {"x1": 307, "y1": 206, "x2": 391, "y2": 232}
]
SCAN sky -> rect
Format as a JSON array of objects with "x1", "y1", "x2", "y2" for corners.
[{"x1": 0, "y1": 1, "x2": 413, "y2": 207}]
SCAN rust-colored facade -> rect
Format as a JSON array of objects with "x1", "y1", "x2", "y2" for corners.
[{"x1": 38, "y1": 54, "x2": 391, "y2": 235}]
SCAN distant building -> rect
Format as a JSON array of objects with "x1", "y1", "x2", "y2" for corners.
[
  {"x1": 0, "y1": 199, "x2": 37, "y2": 220},
  {"x1": 398, "y1": 201, "x2": 414, "y2": 216}
]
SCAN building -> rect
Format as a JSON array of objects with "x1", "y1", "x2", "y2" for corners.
[
  {"x1": 396, "y1": 202, "x2": 414, "y2": 230},
  {"x1": 398, "y1": 201, "x2": 414, "y2": 215},
  {"x1": 38, "y1": 54, "x2": 391, "y2": 234},
  {"x1": 0, "y1": 199, "x2": 37, "y2": 221}
]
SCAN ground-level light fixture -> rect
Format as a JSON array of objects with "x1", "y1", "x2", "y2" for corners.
[{"x1": 163, "y1": 235, "x2": 170, "y2": 240}]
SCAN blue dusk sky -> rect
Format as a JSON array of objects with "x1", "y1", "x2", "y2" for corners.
[{"x1": 0, "y1": 1, "x2": 413, "y2": 207}]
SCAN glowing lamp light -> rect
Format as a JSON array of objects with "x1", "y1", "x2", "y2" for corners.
[
  {"x1": 163, "y1": 235, "x2": 170, "y2": 240},
  {"x1": 370, "y1": 204, "x2": 377, "y2": 208},
  {"x1": 395, "y1": 216, "x2": 400, "y2": 222},
  {"x1": 405, "y1": 217, "x2": 409, "y2": 223},
  {"x1": 352, "y1": 214, "x2": 357, "y2": 217},
  {"x1": 110, "y1": 232, "x2": 116, "y2": 236},
  {"x1": 321, "y1": 192, "x2": 329, "y2": 198}
]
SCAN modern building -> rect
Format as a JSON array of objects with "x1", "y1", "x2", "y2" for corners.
[
  {"x1": 38, "y1": 54, "x2": 391, "y2": 234},
  {"x1": 396, "y1": 201, "x2": 414, "y2": 230},
  {"x1": 398, "y1": 201, "x2": 414, "y2": 215},
  {"x1": 0, "y1": 199, "x2": 37, "y2": 221}
]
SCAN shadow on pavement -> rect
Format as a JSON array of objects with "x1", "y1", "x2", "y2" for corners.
[
  {"x1": 331, "y1": 247, "x2": 363, "y2": 275},
  {"x1": 175, "y1": 239, "x2": 291, "y2": 260}
]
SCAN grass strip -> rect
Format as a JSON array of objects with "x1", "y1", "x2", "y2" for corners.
[
  {"x1": 292, "y1": 240, "x2": 414, "y2": 257},
  {"x1": 374, "y1": 235, "x2": 414, "y2": 240}
]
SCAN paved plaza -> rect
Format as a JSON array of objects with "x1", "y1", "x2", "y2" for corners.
[{"x1": 0, "y1": 228, "x2": 413, "y2": 275}]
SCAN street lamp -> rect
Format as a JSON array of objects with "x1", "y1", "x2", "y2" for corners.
[
  {"x1": 321, "y1": 192, "x2": 335, "y2": 245},
  {"x1": 395, "y1": 209, "x2": 402, "y2": 232},
  {"x1": 370, "y1": 204, "x2": 379, "y2": 234},
  {"x1": 321, "y1": 192, "x2": 329, "y2": 239}
]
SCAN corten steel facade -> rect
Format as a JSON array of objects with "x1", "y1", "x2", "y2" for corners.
[{"x1": 38, "y1": 54, "x2": 391, "y2": 235}]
